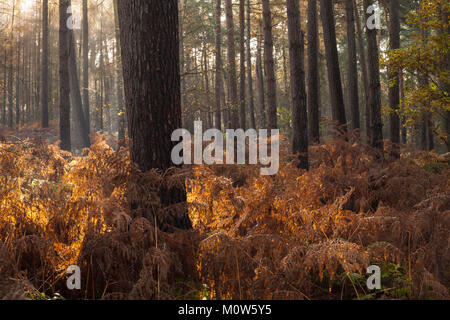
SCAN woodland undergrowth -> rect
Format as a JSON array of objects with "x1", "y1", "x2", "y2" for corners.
[{"x1": 0, "y1": 127, "x2": 448, "y2": 300}]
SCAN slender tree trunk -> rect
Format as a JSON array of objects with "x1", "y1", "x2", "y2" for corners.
[
  {"x1": 353, "y1": 0, "x2": 370, "y2": 139},
  {"x1": 15, "y1": 38, "x2": 20, "y2": 128},
  {"x1": 345, "y1": 0, "x2": 360, "y2": 132},
  {"x1": 215, "y1": 0, "x2": 223, "y2": 130},
  {"x1": 364, "y1": 0, "x2": 383, "y2": 151},
  {"x1": 400, "y1": 70, "x2": 407, "y2": 144},
  {"x1": 117, "y1": 0, "x2": 192, "y2": 230},
  {"x1": 287, "y1": 0, "x2": 308, "y2": 170},
  {"x1": 82, "y1": 0, "x2": 90, "y2": 133},
  {"x1": 239, "y1": 0, "x2": 246, "y2": 129},
  {"x1": 41, "y1": 0, "x2": 49, "y2": 128},
  {"x1": 320, "y1": 0, "x2": 347, "y2": 131},
  {"x1": 7, "y1": 2, "x2": 15, "y2": 128},
  {"x1": 2, "y1": 50, "x2": 6, "y2": 126},
  {"x1": 246, "y1": 0, "x2": 255, "y2": 129},
  {"x1": 59, "y1": 0, "x2": 71, "y2": 151},
  {"x1": 113, "y1": 0, "x2": 125, "y2": 147},
  {"x1": 307, "y1": 0, "x2": 320, "y2": 143},
  {"x1": 256, "y1": 20, "x2": 266, "y2": 129},
  {"x1": 225, "y1": 0, "x2": 239, "y2": 129},
  {"x1": 262, "y1": 0, "x2": 278, "y2": 130},
  {"x1": 68, "y1": 24, "x2": 90, "y2": 148},
  {"x1": 388, "y1": 0, "x2": 400, "y2": 157}
]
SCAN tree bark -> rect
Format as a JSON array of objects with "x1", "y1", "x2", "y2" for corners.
[
  {"x1": 225, "y1": 0, "x2": 239, "y2": 129},
  {"x1": 59, "y1": 0, "x2": 71, "y2": 151},
  {"x1": 68, "y1": 25, "x2": 90, "y2": 148},
  {"x1": 320, "y1": 0, "x2": 347, "y2": 131},
  {"x1": 345, "y1": 0, "x2": 360, "y2": 132},
  {"x1": 287, "y1": 0, "x2": 308, "y2": 170},
  {"x1": 246, "y1": 0, "x2": 255, "y2": 130},
  {"x1": 239, "y1": 0, "x2": 246, "y2": 129},
  {"x1": 353, "y1": 0, "x2": 370, "y2": 140},
  {"x1": 262, "y1": 0, "x2": 278, "y2": 130},
  {"x1": 113, "y1": 0, "x2": 125, "y2": 147},
  {"x1": 307, "y1": 0, "x2": 320, "y2": 144},
  {"x1": 388, "y1": 0, "x2": 401, "y2": 157},
  {"x1": 117, "y1": 0, "x2": 192, "y2": 230},
  {"x1": 364, "y1": 0, "x2": 383, "y2": 151},
  {"x1": 256, "y1": 20, "x2": 266, "y2": 129},
  {"x1": 214, "y1": 0, "x2": 223, "y2": 130},
  {"x1": 82, "y1": 0, "x2": 90, "y2": 133},
  {"x1": 41, "y1": 0, "x2": 49, "y2": 128}
]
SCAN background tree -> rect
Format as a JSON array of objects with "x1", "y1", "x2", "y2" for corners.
[
  {"x1": 41, "y1": 0, "x2": 49, "y2": 128},
  {"x1": 364, "y1": 0, "x2": 383, "y2": 150},
  {"x1": 262, "y1": 0, "x2": 277, "y2": 130},
  {"x1": 287, "y1": 0, "x2": 308, "y2": 170},
  {"x1": 225, "y1": 0, "x2": 239, "y2": 129},
  {"x1": 307, "y1": 0, "x2": 320, "y2": 144},
  {"x1": 320, "y1": 0, "x2": 347, "y2": 131},
  {"x1": 345, "y1": 0, "x2": 360, "y2": 132},
  {"x1": 388, "y1": 0, "x2": 401, "y2": 157},
  {"x1": 59, "y1": 0, "x2": 71, "y2": 151}
]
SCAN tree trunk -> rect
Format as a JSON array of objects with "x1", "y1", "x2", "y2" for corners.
[
  {"x1": 262, "y1": 0, "x2": 278, "y2": 130},
  {"x1": 214, "y1": 0, "x2": 223, "y2": 130},
  {"x1": 15, "y1": 38, "x2": 20, "y2": 128},
  {"x1": 388, "y1": 0, "x2": 400, "y2": 157},
  {"x1": 225, "y1": 0, "x2": 239, "y2": 129},
  {"x1": 82, "y1": 0, "x2": 90, "y2": 133},
  {"x1": 364, "y1": 0, "x2": 383, "y2": 151},
  {"x1": 246, "y1": 0, "x2": 256, "y2": 129},
  {"x1": 117, "y1": 0, "x2": 192, "y2": 230},
  {"x1": 113, "y1": 0, "x2": 125, "y2": 147},
  {"x1": 287, "y1": 0, "x2": 308, "y2": 170},
  {"x1": 307, "y1": 0, "x2": 320, "y2": 144},
  {"x1": 59, "y1": 0, "x2": 71, "y2": 151},
  {"x1": 256, "y1": 20, "x2": 266, "y2": 129},
  {"x1": 68, "y1": 25, "x2": 90, "y2": 148},
  {"x1": 320, "y1": 0, "x2": 347, "y2": 131},
  {"x1": 239, "y1": 0, "x2": 246, "y2": 129},
  {"x1": 353, "y1": 0, "x2": 370, "y2": 140},
  {"x1": 345, "y1": 0, "x2": 360, "y2": 132},
  {"x1": 400, "y1": 70, "x2": 407, "y2": 144},
  {"x1": 41, "y1": 0, "x2": 49, "y2": 128},
  {"x1": 2, "y1": 50, "x2": 6, "y2": 126}
]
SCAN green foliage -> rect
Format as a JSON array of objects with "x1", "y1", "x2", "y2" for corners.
[{"x1": 382, "y1": 0, "x2": 450, "y2": 148}]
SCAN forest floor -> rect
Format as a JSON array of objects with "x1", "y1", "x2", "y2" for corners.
[{"x1": 0, "y1": 125, "x2": 449, "y2": 300}]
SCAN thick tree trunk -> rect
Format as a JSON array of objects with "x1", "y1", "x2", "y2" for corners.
[
  {"x1": 215, "y1": 0, "x2": 223, "y2": 130},
  {"x1": 388, "y1": 0, "x2": 400, "y2": 157},
  {"x1": 239, "y1": 0, "x2": 246, "y2": 130},
  {"x1": 320, "y1": 0, "x2": 347, "y2": 131},
  {"x1": 287, "y1": 0, "x2": 308, "y2": 170},
  {"x1": 41, "y1": 0, "x2": 49, "y2": 128},
  {"x1": 364, "y1": 0, "x2": 383, "y2": 151},
  {"x1": 117, "y1": 0, "x2": 192, "y2": 231},
  {"x1": 59, "y1": 0, "x2": 71, "y2": 151},
  {"x1": 307, "y1": 0, "x2": 320, "y2": 144},
  {"x1": 262, "y1": 0, "x2": 278, "y2": 130},
  {"x1": 345, "y1": 0, "x2": 360, "y2": 132},
  {"x1": 225, "y1": 0, "x2": 239, "y2": 129}
]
